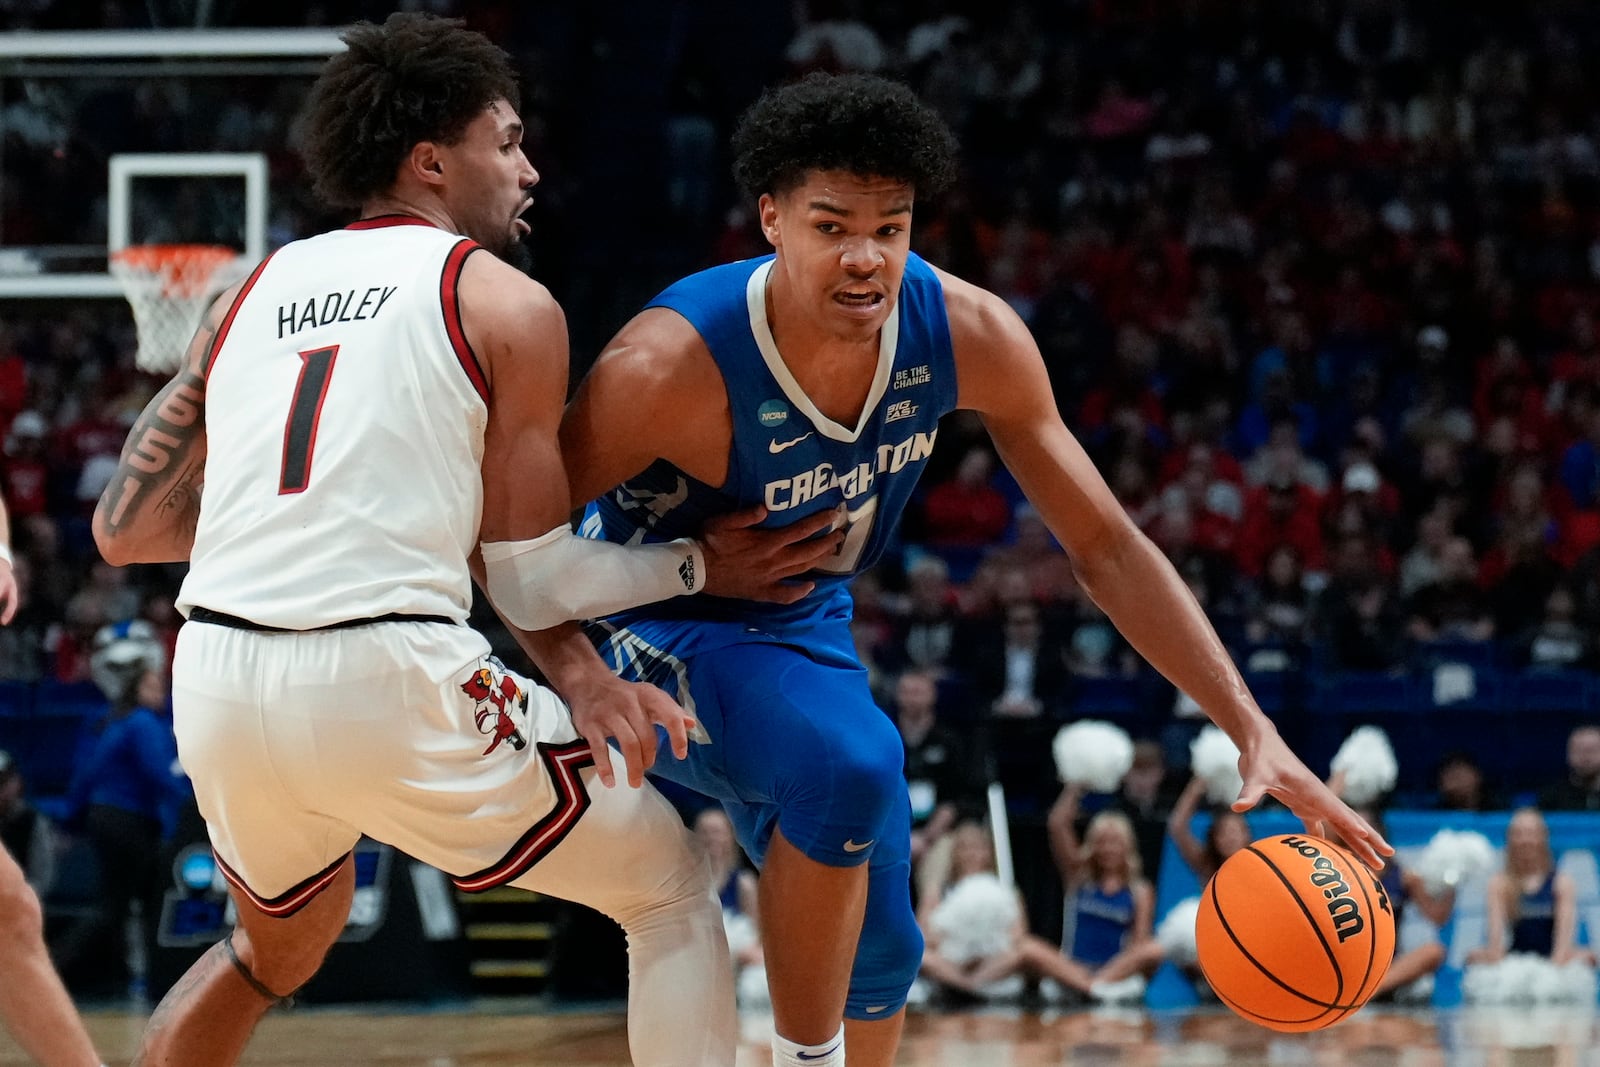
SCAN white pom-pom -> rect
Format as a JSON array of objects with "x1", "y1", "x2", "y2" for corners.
[
  {"x1": 1052, "y1": 720, "x2": 1135, "y2": 793},
  {"x1": 1156, "y1": 896, "x2": 1201, "y2": 966},
  {"x1": 1329, "y1": 726, "x2": 1398, "y2": 805},
  {"x1": 1557, "y1": 960, "x2": 1599, "y2": 1003},
  {"x1": 1462, "y1": 956, "x2": 1524, "y2": 1004},
  {"x1": 1189, "y1": 726, "x2": 1243, "y2": 805},
  {"x1": 928, "y1": 873, "x2": 1021, "y2": 966},
  {"x1": 1459, "y1": 959, "x2": 1498, "y2": 1003},
  {"x1": 1463, "y1": 954, "x2": 1600, "y2": 1004},
  {"x1": 1415, "y1": 829, "x2": 1497, "y2": 896}
]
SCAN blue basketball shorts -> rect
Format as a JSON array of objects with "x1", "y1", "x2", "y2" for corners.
[{"x1": 590, "y1": 620, "x2": 924, "y2": 1018}]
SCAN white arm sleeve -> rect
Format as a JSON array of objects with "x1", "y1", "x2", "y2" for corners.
[{"x1": 480, "y1": 526, "x2": 705, "y2": 632}]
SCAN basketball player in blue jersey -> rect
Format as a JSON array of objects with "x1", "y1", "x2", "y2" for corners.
[{"x1": 558, "y1": 73, "x2": 1394, "y2": 1067}]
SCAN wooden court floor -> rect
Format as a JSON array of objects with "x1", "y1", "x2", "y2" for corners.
[{"x1": 6, "y1": 1004, "x2": 1598, "y2": 1066}]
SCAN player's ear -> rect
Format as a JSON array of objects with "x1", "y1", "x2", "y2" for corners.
[
  {"x1": 407, "y1": 141, "x2": 447, "y2": 188},
  {"x1": 758, "y1": 193, "x2": 781, "y2": 248}
]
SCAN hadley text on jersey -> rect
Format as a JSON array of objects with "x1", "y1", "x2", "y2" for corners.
[{"x1": 277, "y1": 286, "x2": 399, "y2": 339}]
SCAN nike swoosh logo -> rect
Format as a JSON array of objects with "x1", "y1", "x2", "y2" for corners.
[
  {"x1": 797, "y1": 1044, "x2": 841, "y2": 1061},
  {"x1": 842, "y1": 839, "x2": 873, "y2": 853},
  {"x1": 769, "y1": 432, "x2": 813, "y2": 453},
  {"x1": 864, "y1": 1004, "x2": 889, "y2": 1014}
]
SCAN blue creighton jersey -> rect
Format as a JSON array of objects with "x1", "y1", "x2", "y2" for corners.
[{"x1": 583, "y1": 252, "x2": 957, "y2": 637}]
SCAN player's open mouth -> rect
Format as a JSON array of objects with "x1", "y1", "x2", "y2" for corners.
[
  {"x1": 514, "y1": 219, "x2": 531, "y2": 237},
  {"x1": 834, "y1": 290, "x2": 884, "y2": 308}
]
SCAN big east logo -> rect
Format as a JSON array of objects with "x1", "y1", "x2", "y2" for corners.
[{"x1": 462, "y1": 663, "x2": 528, "y2": 755}]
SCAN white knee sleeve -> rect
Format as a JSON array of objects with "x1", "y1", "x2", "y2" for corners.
[{"x1": 508, "y1": 767, "x2": 736, "y2": 1066}]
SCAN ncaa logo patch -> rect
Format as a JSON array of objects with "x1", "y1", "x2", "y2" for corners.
[{"x1": 757, "y1": 399, "x2": 790, "y2": 427}]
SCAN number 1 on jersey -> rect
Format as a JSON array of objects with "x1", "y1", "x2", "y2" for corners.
[{"x1": 279, "y1": 345, "x2": 339, "y2": 495}]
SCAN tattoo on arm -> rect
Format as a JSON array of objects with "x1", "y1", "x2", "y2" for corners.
[
  {"x1": 99, "y1": 362, "x2": 209, "y2": 541},
  {"x1": 156, "y1": 457, "x2": 206, "y2": 528}
]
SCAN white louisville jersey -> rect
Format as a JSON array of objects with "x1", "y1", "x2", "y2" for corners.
[{"x1": 177, "y1": 217, "x2": 491, "y2": 629}]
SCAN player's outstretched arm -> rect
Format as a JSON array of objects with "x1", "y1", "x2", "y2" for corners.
[
  {"x1": 943, "y1": 271, "x2": 1391, "y2": 869},
  {"x1": 94, "y1": 283, "x2": 237, "y2": 566}
]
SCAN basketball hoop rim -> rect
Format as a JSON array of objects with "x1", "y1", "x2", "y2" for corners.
[
  {"x1": 110, "y1": 243, "x2": 254, "y2": 372},
  {"x1": 109, "y1": 243, "x2": 249, "y2": 301},
  {"x1": 110, "y1": 242, "x2": 243, "y2": 271}
]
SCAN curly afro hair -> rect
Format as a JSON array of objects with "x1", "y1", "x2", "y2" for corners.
[
  {"x1": 299, "y1": 13, "x2": 520, "y2": 209},
  {"x1": 731, "y1": 72, "x2": 958, "y2": 201}
]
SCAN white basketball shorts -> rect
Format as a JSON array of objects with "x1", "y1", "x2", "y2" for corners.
[{"x1": 171, "y1": 618, "x2": 594, "y2": 915}]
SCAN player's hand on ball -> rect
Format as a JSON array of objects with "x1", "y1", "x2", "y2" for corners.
[
  {"x1": 564, "y1": 672, "x2": 695, "y2": 789},
  {"x1": 1233, "y1": 727, "x2": 1394, "y2": 871},
  {"x1": 699, "y1": 504, "x2": 846, "y2": 604}
]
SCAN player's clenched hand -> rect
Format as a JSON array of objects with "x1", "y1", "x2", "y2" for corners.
[
  {"x1": 1233, "y1": 727, "x2": 1395, "y2": 871},
  {"x1": 699, "y1": 504, "x2": 846, "y2": 604},
  {"x1": 563, "y1": 671, "x2": 694, "y2": 789}
]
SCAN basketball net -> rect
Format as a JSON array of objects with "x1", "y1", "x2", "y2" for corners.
[{"x1": 110, "y1": 244, "x2": 251, "y2": 374}]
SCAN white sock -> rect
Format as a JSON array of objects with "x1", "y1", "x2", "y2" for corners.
[{"x1": 772, "y1": 1023, "x2": 844, "y2": 1067}]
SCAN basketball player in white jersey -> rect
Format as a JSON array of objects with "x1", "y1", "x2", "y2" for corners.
[{"x1": 91, "y1": 14, "x2": 837, "y2": 1066}]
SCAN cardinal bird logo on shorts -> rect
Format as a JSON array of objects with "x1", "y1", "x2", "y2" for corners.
[{"x1": 462, "y1": 663, "x2": 528, "y2": 755}]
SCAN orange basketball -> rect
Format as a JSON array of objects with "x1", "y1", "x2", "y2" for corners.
[{"x1": 1195, "y1": 833, "x2": 1396, "y2": 1032}]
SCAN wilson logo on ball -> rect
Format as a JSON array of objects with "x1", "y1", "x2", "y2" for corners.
[{"x1": 1279, "y1": 836, "x2": 1367, "y2": 943}]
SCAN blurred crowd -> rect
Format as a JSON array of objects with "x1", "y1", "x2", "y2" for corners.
[
  {"x1": 5, "y1": 0, "x2": 1600, "y2": 1005},
  {"x1": 2, "y1": 2, "x2": 1599, "y2": 744},
  {"x1": 3, "y1": 2, "x2": 1599, "y2": 701}
]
